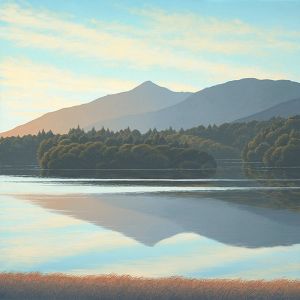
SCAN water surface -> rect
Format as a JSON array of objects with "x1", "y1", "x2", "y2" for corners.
[{"x1": 0, "y1": 166, "x2": 299, "y2": 279}]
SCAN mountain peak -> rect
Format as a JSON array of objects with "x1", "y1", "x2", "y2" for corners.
[
  {"x1": 134, "y1": 81, "x2": 161, "y2": 90},
  {"x1": 140, "y1": 80, "x2": 156, "y2": 86},
  {"x1": 0, "y1": 78, "x2": 189, "y2": 137}
]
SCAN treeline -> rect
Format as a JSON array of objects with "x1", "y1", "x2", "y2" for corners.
[
  {"x1": 243, "y1": 116, "x2": 300, "y2": 167},
  {"x1": 0, "y1": 130, "x2": 54, "y2": 166},
  {"x1": 39, "y1": 141, "x2": 216, "y2": 171},
  {"x1": 37, "y1": 127, "x2": 216, "y2": 172},
  {"x1": 184, "y1": 120, "x2": 273, "y2": 152},
  {"x1": 0, "y1": 118, "x2": 282, "y2": 168}
]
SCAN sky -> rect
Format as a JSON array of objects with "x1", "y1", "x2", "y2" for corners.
[{"x1": 1, "y1": 0, "x2": 300, "y2": 132}]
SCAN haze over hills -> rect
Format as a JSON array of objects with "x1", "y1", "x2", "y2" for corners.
[
  {"x1": 236, "y1": 97, "x2": 300, "y2": 122},
  {"x1": 3, "y1": 78, "x2": 300, "y2": 137},
  {"x1": 0, "y1": 81, "x2": 190, "y2": 137},
  {"x1": 92, "y1": 78, "x2": 300, "y2": 132}
]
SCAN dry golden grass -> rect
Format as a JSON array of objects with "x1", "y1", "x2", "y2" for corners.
[{"x1": 0, "y1": 273, "x2": 299, "y2": 299}]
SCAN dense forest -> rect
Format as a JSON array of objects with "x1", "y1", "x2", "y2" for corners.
[
  {"x1": 0, "y1": 119, "x2": 277, "y2": 169},
  {"x1": 1, "y1": 116, "x2": 295, "y2": 178},
  {"x1": 243, "y1": 116, "x2": 300, "y2": 167},
  {"x1": 40, "y1": 141, "x2": 216, "y2": 170},
  {"x1": 37, "y1": 127, "x2": 216, "y2": 173},
  {"x1": 0, "y1": 130, "x2": 54, "y2": 166}
]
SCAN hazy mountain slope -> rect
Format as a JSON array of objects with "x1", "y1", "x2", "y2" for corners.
[
  {"x1": 94, "y1": 78, "x2": 300, "y2": 132},
  {"x1": 236, "y1": 97, "x2": 300, "y2": 122},
  {"x1": 1, "y1": 81, "x2": 190, "y2": 137}
]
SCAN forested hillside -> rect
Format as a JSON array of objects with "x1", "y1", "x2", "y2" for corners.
[
  {"x1": 0, "y1": 118, "x2": 280, "y2": 169},
  {"x1": 243, "y1": 116, "x2": 300, "y2": 167}
]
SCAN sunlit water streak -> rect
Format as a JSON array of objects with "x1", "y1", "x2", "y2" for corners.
[
  {"x1": 2, "y1": 175, "x2": 300, "y2": 182},
  {"x1": 1, "y1": 180, "x2": 300, "y2": 196}
]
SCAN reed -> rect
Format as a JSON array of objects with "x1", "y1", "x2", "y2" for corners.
[{"x1": 0, "y1": 273, "x2": 299, "y2": 299}]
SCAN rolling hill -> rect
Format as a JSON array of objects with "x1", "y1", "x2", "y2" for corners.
[
  {"x1": 0, "y1": 81, "x2": 190, "y2": 137},
  {"x1": 91, "y1": 78, "x2": 300, "y2": 131},
  {"x1": 236, "y1": 97, "x2": 300, "y2": 122}
]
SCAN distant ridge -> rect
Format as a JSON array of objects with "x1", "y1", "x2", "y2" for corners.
[
  {"x1": 236, "y1": 97, "x2": 300, "y2": 122},
  {"x1": 90, "y1": 78, "x2": 300, "y2": 131},
  {"x1": 0, "y1": 81, "x2": 190, "y2": 137},
  {"x1": 3, "y1": 78, "x2": 300, "y2": 136}
]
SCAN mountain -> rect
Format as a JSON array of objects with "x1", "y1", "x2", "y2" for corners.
[
  {"x1": 0, "y1": 81, "x2": 191, "y2": 137},
  {"x1": 4, "y1": 78, "x2": 300, "y2": 136},
  {"x1": 236, "y1": 97, "x2": 300, "y2": 122},
  {"x1": 91, "y1": 78, "x2": 300, "y2": 132}
]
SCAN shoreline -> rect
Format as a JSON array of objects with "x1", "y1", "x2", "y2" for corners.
[{"x1": 0, "y1": 273, "x2": 299, "y2": 299}]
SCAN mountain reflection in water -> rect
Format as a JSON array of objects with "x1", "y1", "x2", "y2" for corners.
[{"x1": 22, "y1": 190, "x2": 300, "y2": 248}]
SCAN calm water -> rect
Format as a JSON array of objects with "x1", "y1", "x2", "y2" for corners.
[{"x1": 0, "y1": 165, "x2": 300, "y2": 279}]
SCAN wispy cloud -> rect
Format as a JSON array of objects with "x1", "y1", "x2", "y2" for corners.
[
  {"x1": 0, "y1": 58, "x2": 137, "y2": 123},
  {"x1": 0, "y1": 2, "x2": 299, "y2": 130},
  {"x1": 134, "y1": 8, "x2": 300, "y2": 55},
  {"x1": 0, "y1": 3, "x2": 293, "y2": 79}
]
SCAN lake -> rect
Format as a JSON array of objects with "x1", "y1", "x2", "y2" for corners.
[{"x1": 0, "y1": 163, "x2": 300, "y2": 279}]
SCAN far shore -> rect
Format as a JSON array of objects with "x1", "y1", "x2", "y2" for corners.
[{"x1": 0, "y1": 273, "x2": 299, "y2": 299}]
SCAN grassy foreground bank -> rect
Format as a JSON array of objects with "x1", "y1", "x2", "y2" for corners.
[{"x1": 0, "y1": 273, "x2": 299, "y2": 299}]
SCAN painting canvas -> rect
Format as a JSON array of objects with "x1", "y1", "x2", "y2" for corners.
[{"x1": 0, "y1": 0, "x2": 299, "y2": 299}]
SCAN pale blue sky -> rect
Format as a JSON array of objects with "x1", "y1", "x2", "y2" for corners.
[{"x1": 1, "y1": 0, "x2": 300, "y2": 131}]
